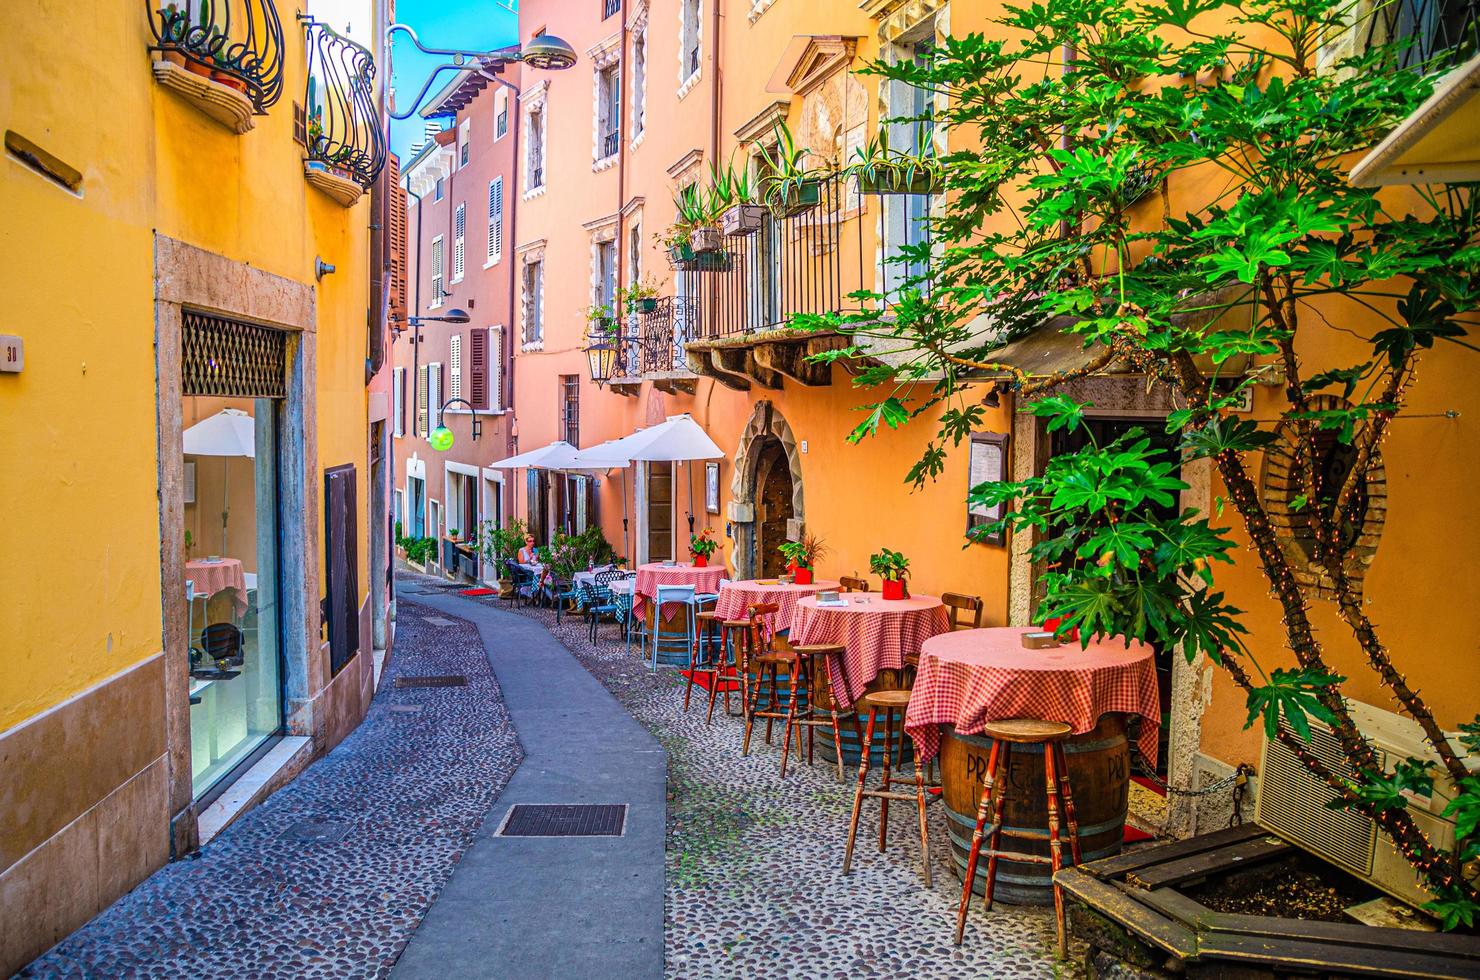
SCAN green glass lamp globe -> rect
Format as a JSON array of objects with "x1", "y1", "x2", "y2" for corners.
[{"x1": 428, "y1": 425, "x2": 454, "y2": 451}]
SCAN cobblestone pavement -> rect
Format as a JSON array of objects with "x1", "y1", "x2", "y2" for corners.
[
  {"x1": 21, "y1": 601, "x2": 521, "y2": 980},
  {"x1": 409, "y1": 577, "x2": 1083, "y2": 980}
]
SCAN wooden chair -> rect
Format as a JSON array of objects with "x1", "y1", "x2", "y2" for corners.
[
  {"x1": 839, "y1": 575, "x2": 870, "y2": 593},
  {"x1": 954, "y1": 718, "x2": 1083, "y2": 956},
  {"x1": 795, "y1": 644, "x2": 850, "y2": 781},
  {"x1": 942, "y1": 592, "x2": 984, "y2": 630},
  {"x1": 842, "y1": 689, "x2": 932, "y2": 886}
]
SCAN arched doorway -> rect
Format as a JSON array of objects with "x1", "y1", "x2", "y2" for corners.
[{"x1": 752, "y1": 437, "x2": 793, "y2": 577}]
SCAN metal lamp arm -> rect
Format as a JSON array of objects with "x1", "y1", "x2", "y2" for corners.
[
  {"x1": 384, "y1": 24, "x2": 523, "y2": 121},
  {"x1": 436, "y1": 397, "x2": 482, "y2": 440}
]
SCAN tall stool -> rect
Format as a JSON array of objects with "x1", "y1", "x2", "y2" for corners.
[
  {"x1": 684, "y1": 610, "x2": 733, "y2": 722},
  {"x1": 842, "y1": 690, "x2": 932, "y2": 886},
  {"x1": 794, "y1": 644, "x2": 850, "y2": 782},
  {"x1": 954, "y1": 719, "x2": 1082, "y2": 956},
  {"x1": 718, "y1": 616, "x2": 753, "y2": 717}
]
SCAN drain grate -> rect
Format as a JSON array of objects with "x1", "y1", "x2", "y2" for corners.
[
  {"x1": 498, "y1": 804, "x2": 627, "y2": 838},
  {"x1": 394, "y1": 675, "x2": 467, "y2": 689},
  {"x1": 388, "y1": 704, "x2": 424, "y2": 714},
  {"x1": 422, "y1": 617, "x2": 458, "y2": 627},
  {"x1": 281, "y1": 819, "x2": 351, "y2": 843}
]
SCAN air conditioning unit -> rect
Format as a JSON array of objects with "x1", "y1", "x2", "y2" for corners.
[{"x1": 1256, "y1": 698, "x2": 1473, "y2": 910}]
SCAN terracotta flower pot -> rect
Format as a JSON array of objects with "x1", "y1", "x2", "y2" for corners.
[
  {"x1": 212, "y1": 70, "x2": 247, "y2": 94},
  {"x1": 882, "y1": 578, "x2": 907, "y2": 600},
  {"x1": 160, "y1": 49, "x2": 188, "y2": 68},
  {"x1": 185, "y1": 57, "x2": 214, "y2": 79}
]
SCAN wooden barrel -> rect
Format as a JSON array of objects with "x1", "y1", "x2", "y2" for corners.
[
  {"x1": 939, "y1": 715, "x2": 1129, "y2": 906},
  {"x1": 808, "y1": 661, "x2": 914, "y2": 768}
]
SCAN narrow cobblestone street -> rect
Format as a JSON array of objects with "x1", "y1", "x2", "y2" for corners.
[{"x1": 20, "y1": 601, "x2": 521, "y2": 979}]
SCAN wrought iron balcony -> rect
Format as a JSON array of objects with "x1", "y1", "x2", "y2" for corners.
[
  {"x1": 303, "y1": 19, "x2": 386, "y2": 194},
  {"x1": 1362, "y1": 0, "x2": 1478, "y2": 72},
  {"x1": 147, "y1": 0, "x2": 285, "y2": 113},
  {"x1": 601, "y1": 129, "x2": 620, "y2": 159}
]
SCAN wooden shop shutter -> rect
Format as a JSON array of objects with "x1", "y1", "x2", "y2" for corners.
[
  {"x1": 324, "y1": 464, "x2": 361, "y2": 677},
  {"x1": 387, "y1": 156, "x2": 408, "y2": 325},
  {"x1": 469, "y1": 327, "x2": 488, "y2": 409}
]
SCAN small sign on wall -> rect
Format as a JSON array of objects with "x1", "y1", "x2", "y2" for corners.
[
  {"x1": 0, "y1": 334, "x2": 22, "y2": 373},
  {"x1": 967, "y1": 431, "x2": 1010, "y2": 546}
]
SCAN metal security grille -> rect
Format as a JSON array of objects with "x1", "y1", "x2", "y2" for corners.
[{"x1": 181, "y1": 309, "x2": 287, "y2": 398}]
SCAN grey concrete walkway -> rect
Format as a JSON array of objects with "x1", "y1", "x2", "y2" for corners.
[{"x1": 392, "y1": 583, "x2": 667, "y2": 979}]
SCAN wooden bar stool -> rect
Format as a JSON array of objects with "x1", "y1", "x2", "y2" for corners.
[
  {"x1": 718, "y1": 616, "x2": 753, "y2": 717},
  {"x1": 791, "y1": 644, "x2": 849, "y2": 782},
  {"x1": 738, "y1": 603, "x2": 781, "y2": 746},
  {"x1": 842, "y1": 689, "x2": 932, "y2": 886},
  {"x1": 954, "y1": 718, "x2": 1083, "y2": 956},
  {"x1": 684, "y1": 610, "x2": 732, "y2": 722}
]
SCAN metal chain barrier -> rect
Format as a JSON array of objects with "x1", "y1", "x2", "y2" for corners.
[{"x1": 1129, "y1": 743, "x2": 1254, "y2": 825}]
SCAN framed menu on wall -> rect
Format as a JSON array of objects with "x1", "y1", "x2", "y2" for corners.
[
  {"x1": 705, "y1": 462, "x2": 721, "y2": 514},
  {"x1": 967, "y1": 431, "x2": 1010, "y2": 545}
]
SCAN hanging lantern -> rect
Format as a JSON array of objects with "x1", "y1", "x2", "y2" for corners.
[{"x1": 585, "y1": 339, "x2": 619, "y2": 387}]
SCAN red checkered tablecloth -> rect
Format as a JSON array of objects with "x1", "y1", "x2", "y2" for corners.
[
  {"x1": 712, "y1": 579, "x2": 840, "y2": 633},
  {"x1": 632, "y1": 562, "x2": 727, "y2": 619},
  {"x1": 788, "y1": 594, "x2": 950, "y2": 712},
  {"x1": 904, "y1": 627, "x2": 1160, "y2": 765}
]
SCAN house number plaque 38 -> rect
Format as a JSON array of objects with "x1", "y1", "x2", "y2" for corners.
[{"x1": 0, "y1": 334, "x2": 22, "y2": 373}]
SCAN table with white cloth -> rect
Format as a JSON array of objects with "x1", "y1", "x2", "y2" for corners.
[
  {"x1": 571, "y1": 565, "x2": 616, "y2": 590},
  {"x1": 905, "y1": 626, "x2": 1160, "y2": 905},
  {"x1": 711, "y1": 578, "x2": 840, "y2": 635}
]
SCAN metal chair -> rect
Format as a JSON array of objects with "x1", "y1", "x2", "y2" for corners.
[
  {"x1": 646, "y1": 584, "x2": 698, "y2": 670},
  {"x1": 584, "y1": 569, "x2": 628, "y2": 643},
  {"x1": 503, "y1": 559, "x2": 536, "y2": 607}
]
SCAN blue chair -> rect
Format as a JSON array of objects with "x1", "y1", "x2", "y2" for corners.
[
  {"x1": 552, "y1": 575, "x2": 582, "y2": 624},
  {"x1": 583, "y1": 570, "x2": 627, "y2": 643},
  {"x1": 503, "y1": 559, "x2": 536, "y2": 607}
]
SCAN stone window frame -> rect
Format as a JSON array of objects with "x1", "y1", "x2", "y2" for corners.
[
  {"x1": 588, "y1": 34, "x2": 623, "y2": 171},
  {"x1": 522, "y1": 81, "x2": 549, "y2": 201},
  {"x1": 584, "y1": 214, "x2": 621, "y2": 317},
  {"x1": 677, "y1": 0, "x2": 703, "y2": 100},
  {"x1": 629, "y1": 12, "x2": 649, "y2": 150},
  {"x1": 517, "y1": 240, "x2": 547, "y2": 351}
]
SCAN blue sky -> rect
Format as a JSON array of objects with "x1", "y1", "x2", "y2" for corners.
[{"x1": 388, "y1": 0, "x2": 519, "y2": 160}]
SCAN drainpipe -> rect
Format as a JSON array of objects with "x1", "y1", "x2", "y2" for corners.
[
  {"x1": 486, "y1": 73, "x2": 523, "y2": 525},
  {"x1": 615, "y1": 12, "x2": 628, "y2": 321}
]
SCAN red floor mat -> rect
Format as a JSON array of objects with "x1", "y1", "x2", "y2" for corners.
[{"x1": 460, "y1": 588, "x2": 497, "y2": 596}]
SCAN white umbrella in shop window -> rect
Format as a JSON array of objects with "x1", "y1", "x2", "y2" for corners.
[{"x1": 182, "y1": 408, "x2": 256, "y2": 555}]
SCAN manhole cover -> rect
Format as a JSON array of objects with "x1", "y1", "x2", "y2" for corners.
[
  {"x1": 394, "y1": 675, "x2": 467, "y2": 688},
  {"x1": 281, "y1": 819, "x2": 351, "y2": 843},
  {"x1": 422, "y1": 617, "x2": 458, "y2": 627},
  {"x1": 498, "y1": 804, "x2": 627, "y2": 838}
]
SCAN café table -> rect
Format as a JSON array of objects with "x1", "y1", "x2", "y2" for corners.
[
  {"x1": 712, "y1": 577, "x2": 841, "y2": 634},
  {"x1": 904, "y1": 626, "x2": 1160, "y2": 905},
  {"x1": 186, "y1": 557, "x2": 247, "y2": 618},
  {"x1": 787, "y1": 593, "x2": 950, "y2": 713},
  {"x1": 631, "y1": 561, "x2": 726, "y2": 621}
]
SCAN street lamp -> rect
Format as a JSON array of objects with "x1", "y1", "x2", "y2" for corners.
[
  {"x1": 585, "y1": 338, "x2": 620, "y2": 387},
  {"x1": 386, "y1": 24, "x2": 577, "y2": 120},
  {"x1": 430, "y1": 396, "x2": 481, "y2": 452}
]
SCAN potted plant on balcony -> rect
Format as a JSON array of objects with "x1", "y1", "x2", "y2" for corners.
[
  {"x1": 848, "y1": 129, "x2": 943, "y2": 196},
  {"x1": 675, "y1": 183, "x2": 723, "y2": 255},
  {"x1": 689, "y1": 528, "x2": 719, "y2": 567},
  {"x1": 759, "y1": 121, "x2": 824, "y2": 217},
  {"x1": 156, "y1": 3, "x2": 190, "y2": 67},
  {"x1": 869, "y1": 548, "x2": 910, "y2": 600},
  {"x1": 778, "y1": 533, "x2": 827, "y2": 586},
  {"x1": 719, "y1": 163, "x2": 766, "y2": 236},
  {"x1": 585, "y1": 303, "x2": 617, "y2": 334},
  {"x1": 619, "y1": 275, "x2": 663, "y2": 314},
  {"x1": 211, "y1": 48, "x2": 248, "y2": 94}
]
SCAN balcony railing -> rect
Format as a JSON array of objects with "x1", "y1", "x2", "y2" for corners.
[
  {"x1": 303, "y1": 20, "x2": 386, "y2": 190},
  {"x1": 603, "y1": 0, "x2": 622, "y2": 18},
  {"x1": 611, "y1": 297, "x2": 695, "y2": 376},
  {"x1": 601, "y1": 129, "x2": 620, "y2": 159},
  {"x1": 1362, "y1": 0, "x2": 1479, "y2": 71},
  {"x1": 683, "y1": 176, "x2": 863, "y2": 342},
  {"x1": 147, "y1": 0, "x2": 286, "y2": 112}
]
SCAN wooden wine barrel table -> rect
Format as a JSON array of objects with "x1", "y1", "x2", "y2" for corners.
[
  {"x1": 631, "y1": 562, "x2": 725, "y2": 667},
  {"x1": 807, "y1": 655, "x2": 913, "y2": 767},
  {"x1": 905, "y1": 627, "x2": 1161, "y2": 906},
  {"x1": 940, "y1": 716, "x2": 1129, "y2": 905}
]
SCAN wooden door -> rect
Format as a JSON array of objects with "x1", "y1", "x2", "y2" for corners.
[
  {"x1": 324, "y1": 464, "x2": 360, "y2": 676},
  {"x1": 755, "y1": 440, "x2": 793, "y2": 578},
  {"x1": 647, "y1": 461, "x2": 673, "y2": 561}
]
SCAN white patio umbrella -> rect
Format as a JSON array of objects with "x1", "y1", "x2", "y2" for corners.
[
  {"x1": 182, "y1": 408, "x2": 255, "y2": 555},
  {"x1": 488, "y1": 440, "x2": 609, "y2": 540},
  {"x1": 574, "y1": 414, "x2": 724, "y2": 547}
]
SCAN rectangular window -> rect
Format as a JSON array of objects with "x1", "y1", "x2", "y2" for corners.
[
  {"x1": 486, "y1": 177, "x2": 504, "y2": 265},
  {"x1": 631, "y1": 30, "x2": 647, "y2": 138},
  {"x1": 884, "y1": 32, "x2": 937, "y2": 301},
  {"x1": 459, "y1": 119, "x2": 471, "y2": 166},
  {"x1": 392, "y1": 367, "x2": 405, "y2": 437},
  {"x1": 603, "y1": 0, "x2": 621, "y2": 18},
  {"x1": 597, "y1": 240, "x2": 617, "y2": 312},
  {"x1": 430, "y1": 236, "x2": 444, "y2": 308},
  {"x1": 528, "y1": 107, "x2": 546, "y2": 190},
  {"x1": 628, "y1": 223, "x2": 642, "y2": 288},
  {"x1": 449, "y1": 333, "x2": 463, "y2": 402},
  {"x1": 560, "y1": 375, "x2": 580, "y2": 446},
  {"x1": 453, "y1": 204, "x2": 466, "y2": 282},
  {"x1": 682, "y1": 0, "x2": 702, "y2": 80},
  {"x1": 434, "y1": 177, "x2": 444, "y2": 202},
  {"x1": 495, "y1": 89, "x2": 509, "y2": 139},
  {"x1": 598, "y1": 65, "x2": 621, "y2": 159},
  {"x1": 524, "y1": 260, "x2": 544, "y2": 345}
]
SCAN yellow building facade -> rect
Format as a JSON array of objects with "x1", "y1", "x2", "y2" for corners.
[{"x1": 0, "y1": 1, "x2": 394, "y2": 970}]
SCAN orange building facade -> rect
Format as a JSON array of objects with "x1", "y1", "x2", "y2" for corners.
[{"x1": 495, "y1": 0, "x2": 1479, "y2": 848}]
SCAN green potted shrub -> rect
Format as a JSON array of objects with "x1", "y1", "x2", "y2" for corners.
[
  {"x1": 719, "y1": 163, "x2": 765, "y2": 236},
  {"x1": 777, "y1": 533, "x2": 827, "y2": 586},
  {"x1": 585, "y1": 303, "x2": 617, "y2": 334},
  {"x1": 674, "y1": 183, "x2": 722, "y2": 255},
  {"x1": 869, "y1": 548, "x2": 910, "y2": 600},
  {"x1": 473, "y1": 518, "x2": 528, "y2": 596},
  {"x1": 619, "y1": 274, "x2": 663, "y2": 314},
  {"x1": 759, "y1": 121, "x2": 824, "y2": 217},
  {"x1": 848, "y1": 129, "x2": 943, "y2": 196},
  {"x1": 688, "y1": 528, "x2": 719, "y2": 568}
]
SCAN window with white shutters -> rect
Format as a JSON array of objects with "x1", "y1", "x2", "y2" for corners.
[
  {"x1": 453, "y1": 204, "x2": 466, "y2": 282},
  {"x1": 486, "y1": 178, "x2": 504, "y2": 265},
  {"x1": 430, "y1": 236, "x2": 444, "y2": 308},
  {"x1": 449, "y1": 334, "x2": 463, "y2": 402},
  {"x1": 417, "y1": 364, "x2": 429, "y2": 435},
  {"x1": 428, "y1": 362, "x2": 443, "y2": 428},
  {"x1": 489, "y1": 326, "x2": 504, "y2": 410},
  {"x1": 393, "y1": 367, "x2": 405, "y2": 437}
]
